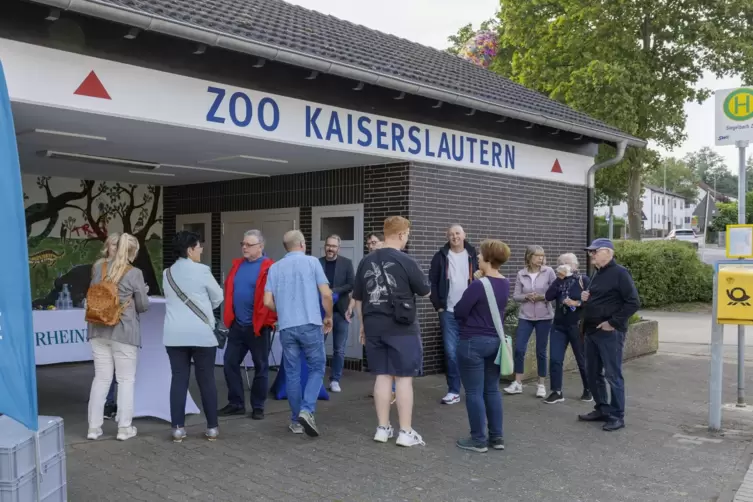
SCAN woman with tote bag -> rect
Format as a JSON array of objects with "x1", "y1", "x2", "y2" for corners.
[{"x1": 452, "y1": 239, "x2": 512, "y2": 453}]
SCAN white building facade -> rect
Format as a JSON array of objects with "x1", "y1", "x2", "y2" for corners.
[{"x1": 595, "y1": 185, "x2": 695, "y2": 234}]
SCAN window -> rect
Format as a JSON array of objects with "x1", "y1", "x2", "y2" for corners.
[
  {"x1": 685, "y1": 217, "x2": 691, "y2": 224},
  {"x1": 320, "y1": 216, "x2": 355, "y2": 241}
]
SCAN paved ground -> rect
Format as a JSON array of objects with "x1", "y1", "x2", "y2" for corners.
[{"x1": 38, "y1": 338, "x2": 753, "y2": 502}]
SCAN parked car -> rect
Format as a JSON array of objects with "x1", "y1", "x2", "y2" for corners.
[{"x1": 666, "y1": 229, "x2": 699, "y2": 249}]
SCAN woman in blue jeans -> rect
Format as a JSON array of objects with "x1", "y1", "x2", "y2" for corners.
[
  {"x1": 504, "y1": 245, "x2": 555, "y2": 398},
  {"x1": 453, "y1": 239, "x2": 511, "y2": 453}
]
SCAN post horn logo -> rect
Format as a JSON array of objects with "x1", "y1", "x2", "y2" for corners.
[
  {"x1": 723, "y1": 88, "x2": 753, "y2": 122},
  {"x1": 727, "y1": 287, "x2": 751, "y2": 306}
]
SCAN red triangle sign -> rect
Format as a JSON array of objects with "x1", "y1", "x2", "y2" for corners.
[
  {"x1": 74, "y1": 71, "x2": 111, "y2": 100},
  {"x1": 551, "y1": 159, "x2": 563, "y2": 173}
]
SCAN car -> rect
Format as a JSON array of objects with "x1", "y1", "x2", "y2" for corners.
[{"x1": 666, "y1": 229, "x2": 699, "y2": 249}]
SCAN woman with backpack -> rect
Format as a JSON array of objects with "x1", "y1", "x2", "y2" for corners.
[
  {"x1": 96, "y1": 232, "x2": 120, "y2": 421},
  {"x1": 85, "y1": 233, "x2": 149, "y2": 441}
]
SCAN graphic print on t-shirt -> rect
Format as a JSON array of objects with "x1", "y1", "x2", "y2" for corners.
[{"x1": 364, "y1": 261, "x2": 397, "y2": 305}]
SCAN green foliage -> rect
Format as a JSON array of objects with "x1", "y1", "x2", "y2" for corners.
[
  {"x1": 614, "y1": 240, "x2": 712, "y2": 308},
  {"x1": 594, "y1": 215, "x2": 626, "y2": 239},
  {"x1": 645, "y1": 157, "x2": 699, "y2": 201},
  {"x1": 709, "y1": 202, "x2": 739, "y2": 232},
  {"x1": 685, "y1": 147, "x2": 750, "y2": 197}
]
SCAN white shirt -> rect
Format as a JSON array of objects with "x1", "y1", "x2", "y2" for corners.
[
  {"x1": 446, "y1": 249, "x2": 470, "y2": 312},
  {"x1": 529, "y1": 272, "x2": 539, "y2": 286}
]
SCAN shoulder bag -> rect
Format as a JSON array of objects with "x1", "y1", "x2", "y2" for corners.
[
  {"x1": 166, "y1": 267, "x2": 228, "y2": 349},
  {"x1": 479, "y1": 277, "x2": 514, "y2": 376},
  {"x1": 375, "y1": 250, "x2": 416, "y2": 325}
]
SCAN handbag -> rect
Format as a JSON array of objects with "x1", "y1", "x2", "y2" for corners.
[
  {"x1": 479, "y1": 277, "x2": 514, "y2": 376},
  {"x1": 375, "y1": 250, "x2": 416, "y2": 325},
  {"x1": 166, "y1": 267, "x2": 228, "y2": 349}
]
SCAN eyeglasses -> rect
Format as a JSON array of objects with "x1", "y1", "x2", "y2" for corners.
[
  {"x1": 588, "y1": 248, "x2": 606, "y2": 255},
  {"x1": 241, "y1": 242, "x2": 261, "y2": 248}
]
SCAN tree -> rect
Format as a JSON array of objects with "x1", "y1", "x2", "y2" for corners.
[
  {"x1": 646, "y1": 157, "x2": 699, "y2": 201},
  {"x1": 446, "y1": 18, "x2": 499, "y2": 55},
  {"x1": 684, "y1": 147, "x2": 738, "y2": 195},
  {"x1": 489, "y1": 0, "x2": 753, "y2": 240},
  {"x1": 24, "y1": 176, "x2": 88, "y2": 247}
]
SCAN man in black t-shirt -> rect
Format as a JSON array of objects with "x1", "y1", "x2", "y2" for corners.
[{"x1": 353, "y1": 216, "x2": 430, "y2": 447}]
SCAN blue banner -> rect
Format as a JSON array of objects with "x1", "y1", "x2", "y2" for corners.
[{"x1": 0, "y1": 60, "x2": 38, "y2": 431}]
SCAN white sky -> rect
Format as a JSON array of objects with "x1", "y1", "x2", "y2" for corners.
[{"x1": 287, "y1": 0, "x2": 745, "y2": 172}]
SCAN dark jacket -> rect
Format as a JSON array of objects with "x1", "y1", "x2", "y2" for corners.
[
  {"x1": 545, "y1": 273, "x2": 590, "y2": 327},
  {"x1": 429, "y1": 241, "x2": 479, "y2": 311},
  {"x1": 319, "y1": 255, "x2": 355, "y2": 315},
  {"x1": 582, "y1": 260, "x2": 640, "y2": 333}
]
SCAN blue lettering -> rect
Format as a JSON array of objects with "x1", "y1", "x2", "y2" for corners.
[
  {"x1": 346, "y1": 114, "x2": 354, "y2": 144},
  {"x1": 326, "y1": 111, "x2": 344, "y2": 143},
  {"x1": 206, "y1": 86, "x2": 226, "y2": 124},
  {"x1": 258, "y1": 97, "x2": 280, "y2": 131},
  {"x1": 60, "y1": 330, "x2": 69, "y2": 344},
  {"x1": 505, "y1": 145, "x2": 515, "y2": 169},
  {"x1": 451, "y1": 134, "x2": 464, "y2": 161},
  {"x1": 408, "y1": 126, "x2": 421, "y2": 154},
  {"x1": 491, "y1": 142, "x2": 502, "y2": 167},
  {"x1": 74, "y1": 330, "x2": 86, "y2": 343},
  {"x1": 35, "y1": 332, "x2": 46, "y2": 346},
  {"x1": 479, "y1": 140, "x2": 489, "y2": 166},
  {"x1": 376, "y1": 120, "x2": 389, "y2": 150},
  {"x1": 438, "y1": 133, "x2": 451, "y2": 160},
  {"x1": 424, "y1": 129, "x2": 436, "y2": 158},
  {"x1": 229, "y1": 92, "x2": 252, "y2": 127},
  {"x1": 47, "y1": 332, "x2": 59, "y2": 345},
  {"x1": 357, "y1": 117, "x2": 372, "y2": 147},
  {"x1": 306, "y1": 106, "x2": 323, "y2": 139},
  {"x1": 466, "y1": 137, "x2": 478, "y2": 163},
  {"x1": 391, "y1": 123, "x2": 405, "y2": 152}
]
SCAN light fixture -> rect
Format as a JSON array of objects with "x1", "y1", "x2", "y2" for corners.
[
  {"x1": 160, "y1": 164, "x2": 269, "y2": 177},
  {"x1": 394, "y1": 92, "x2": 406, "y2": 100},
  {"x1": 199, "y1": 154, "x2": 288, "y2": 164},
  {"x1": 305, "y1": 71, "x2": 319, "y2": 80},
  {"x1": 18, "y1": 129, "x2": 107, "y2": 141},
  {"x1": 353, "y1": 82, "x2": 365, "y2": 91},
  {"x1": 252, "y1": 58, "x2": 266, "y2": 68},
  {"x1": 39, "y1": 150, "x2": 158, "y2": 170},
  {"x1": 124, "y1": 27, "x2": 140, "y2": 40},
  {"x1": 466, "y1": 109, "x2": 476, "y2": 116},
  {"x1": 129, "y1": 170, "x2": 175, "y2": 177},
  {"x1": 432, "y1": 101, "x2": 443, "y2": 109},
  {"x1": 45, "y1": 8, "x2": 60, "y2": 21},
  {"x1": 194, "y1": 44, "x2": 207, "y2": 55}
]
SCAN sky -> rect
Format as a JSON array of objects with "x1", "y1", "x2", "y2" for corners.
[{"x1": 286, "y1": 0, "x2": 745, "y2": 173}]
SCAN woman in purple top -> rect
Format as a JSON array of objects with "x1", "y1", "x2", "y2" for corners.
[{"x1": 453, "y1": 239, "x2": 511, "y2": 453}]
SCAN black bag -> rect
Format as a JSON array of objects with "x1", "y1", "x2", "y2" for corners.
[
  {"x1": 375, "y1": 250, "x2": 416, "y2": 325},
  {"x1": 166, "y1": 267, "x2": 229, "y2": 349}
]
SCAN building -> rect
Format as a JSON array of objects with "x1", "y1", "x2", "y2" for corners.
[
  {"x1": 595, "y1": 185, "x2": 693, "y2": 235},
  {"x1": 694, "y1": 181, "x2": 735, "y2": 232},
  {"x1": 2, "y1": 0, "x2": 643, "y2": 374}
]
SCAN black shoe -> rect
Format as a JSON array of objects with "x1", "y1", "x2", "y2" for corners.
[
  {"x1": 544, "y1": 391, "x2": 564, "y2": 404},
  {"x1": 578, "y1": 410, "x2": 609, "y2": 422},
  {"x1": 456, "y1": 438, "x2": 488, "y2": 453},
  {"x1": 488, "y1": 437, "x2": 505, "y2": 450},
  {"x1": 103, "y1": 404, "x2": 117, "y2": 420},
  {"x1": 581, "y1": 390, "x2": 593, "y2": 402},
  {"x1": 251, "y1": 409, "x2": 265, "y2": 420},
  {"x1": 218, "y1": 404, "x2": 245, "y2": 416},
  {"x1": 603, "y1": 418, "x2": 625, "y2": 431}
]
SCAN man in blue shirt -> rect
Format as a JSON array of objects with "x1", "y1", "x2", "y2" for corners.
[{"x1": 264, "y1": 230, "x2": 333, "y2": 437}]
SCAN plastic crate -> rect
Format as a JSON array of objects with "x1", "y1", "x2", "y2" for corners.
[
  {"x1": 0, "y1": 451, "x2": 67, "y2": 502},
  {"x1": 0, "y1": 416, "x2": 64, "y2": 482}
]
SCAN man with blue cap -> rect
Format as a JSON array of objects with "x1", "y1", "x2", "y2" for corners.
[{"x1": 577, "y1": 238, "x2": 640, "y2": 431}]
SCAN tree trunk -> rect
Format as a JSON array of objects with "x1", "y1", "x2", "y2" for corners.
[{"x1": 626, "y1": 163, "x2": 643, "y2": 241}]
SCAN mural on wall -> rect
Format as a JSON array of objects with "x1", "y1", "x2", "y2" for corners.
[{"x1": 23, "y1": 175, "x2": 163, "y2": 306}]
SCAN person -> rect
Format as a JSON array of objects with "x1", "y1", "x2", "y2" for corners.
[
  {"x1": 163, "y1": 231, "x2": 224, "y2": 442},
  {"x1": 96, "y1": 232, "x2": 121, "y2": 421},
  {"x1": 345, "y1": 232, "x2": 384, "y2": 321},
  {"x1": 578, "y1": 239, "x2": 640, "y2": 432},
  {"x1": 429, "y1": 225, "x2": 479, "y2": 405},
  {"x1": 319, "y1": 234, "x2": 355, "y2": 393},
  {"x1": 453, "y1": 239, "x2": 511, "y2": 453},
  {"x1": 543, "y1": 253, "x2": 591, "y2": 404},
  {"x1": 86, "y1": 233, "x2": 149, "y2": 441},
  {"x1": 264, "y1": 230, "x2": 333, "y2": 437},
  {"x1": 504, "y1": 245, "x2": 556, "y2": 398},
  {"x1": 353, "y1": 216, "x2": 430, "y2": 447},
  {"x1": 218, "y1": 230, "x2": 277, "y2": 420}
]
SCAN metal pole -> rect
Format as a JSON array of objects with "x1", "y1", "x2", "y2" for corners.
[
  {"x1": 737, "y1": 140, "x2": 749, "y2": 407},
  {"x1": 608, "y1": 203, "x2": 614, "y2": 240},
  {"x1": 663, "y1": 163, "x2": 667, "y2": 238},
  {"x1": 709, "y1": 267, "x2": 724, "y2": 431}
]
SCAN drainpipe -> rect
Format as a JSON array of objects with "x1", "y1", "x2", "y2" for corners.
[{"x1": 586, "y1": 140, "x2": 628, "y2": 270}]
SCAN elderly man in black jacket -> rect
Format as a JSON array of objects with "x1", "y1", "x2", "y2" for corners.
[{"x1": 578, "y1": 239, "x2": 640, "y2": 432}]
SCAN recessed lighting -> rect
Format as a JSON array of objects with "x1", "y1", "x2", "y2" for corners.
[
  {"x1": 200, "y1": 154, "x2": 288, "y2": 164},
  {"x1": 18, "y1": 129, "x2": 107, "y2": 141},
  {"x1": 128, "y1": 170, "x2": 175, "y2": 177},
  {"x1": 160, "y1": 163, "x2": 269, "y2": 177}
]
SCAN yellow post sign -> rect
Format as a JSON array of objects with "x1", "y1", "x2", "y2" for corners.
[
  {"x1": 726, "y1": 224, "x2": 753, "y2": 259},
  {"x1": 717, "y1": 267, "x2": 753, "y2": 324}
]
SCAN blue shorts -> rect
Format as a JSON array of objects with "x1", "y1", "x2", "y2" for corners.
[{"x1": 365, "y1": 333, "x2": 422, "y2": 377}]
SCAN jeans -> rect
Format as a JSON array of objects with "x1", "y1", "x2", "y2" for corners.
[
  {"x1": 326, "y1": 312, "x2": 349, "y2": 382},
  {"x1": 105, "y1": 378, "x2": 117, "y2": 407},
  {"x1": 513, "y1": 319, "x2": 552, "y2": 377},
  {"x1": 549, "y1": 324, "x2": 589, "y2": 392},
  {"x1": 439, "y1": 311, "x2": 461, "y2": 394},
  {"x1": 457, "y1": 337, "x2": 503, "y2": 443},
  {"x1": 280, "y1": 324, "x2": 326, "y2": 422},
  {"x1": 88, "y1": 338, "x2": 138, "y2": 429},
  {"x1": 166, "y1": 346, "x2": 218, "y2": 429},
  {"x1": 585, "y1": 329, "x2": 626, "y2": 419},
  {"x1": 223, "y1": 323, "x2": 272, "y2": 411}
]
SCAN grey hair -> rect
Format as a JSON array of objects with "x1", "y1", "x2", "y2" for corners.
[
  {"x1": 326, "y1": 234, "x2": 341, "y2": 244},
  {"x1": 524, "y1": 245, "x2": 545, "y2": 270},
  {"x1": 558, "y1": 253, "x2": 579, "y2": 270},
  {"x1": 243, "y1": 229, "x2": 264, "y2": 244},
  {"x1": 283, "y1": 230, "x2": 305, "y2": 251}
]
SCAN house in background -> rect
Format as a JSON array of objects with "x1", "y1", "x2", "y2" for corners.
[
  {"x1": 693, "y1": 181, "x2": 735, "y2": 232},
  {"x1": 595, "y1": 184, "x2": 694, "y2": 236}
]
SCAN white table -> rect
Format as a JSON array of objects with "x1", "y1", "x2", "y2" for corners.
[
  {"x1": 214, "y1": 328, "x2": 283, "y2": 367},
  {"x1": 33, "y1": 298, "x2": 200, "y2": 422}
]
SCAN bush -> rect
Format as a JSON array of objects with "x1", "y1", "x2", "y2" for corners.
[
  {"x1": 594, "y1": 215, "x2": 625, "y2": 239},
  {"x1": 614, "y1": 240, "x2": 712, "y2": 308}
]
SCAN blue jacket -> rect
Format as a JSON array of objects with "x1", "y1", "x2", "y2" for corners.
[{"x1": 545, "y1": 273, "x2": 590, "y2": 327}]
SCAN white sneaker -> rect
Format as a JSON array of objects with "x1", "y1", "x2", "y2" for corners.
[
  {"x1": 116, "y1": 426, "x2": 137, "y2": 441},
  {"x1": 86, "y1": 428, "x2": 103, "y2": 440},
  {"x1": 441, "y1": 392, "x2": 461, "y2": 405},
  {"x1": 503, "y1": 381, "x2": 523, "y2": 394},
  {"x1": 373, "y1": 425, "x2": 394, "y2": 443},
  {"x1": 329, "y1": 381, "x2": 342, "y2": 393},
  {"x1": 289, "y1": 423, "x2": 304, "y2": 434},
  {"x1": 396, "y1": 429, "x2": 425, "y2": 447},
  {"x1": 536, "y1": 384, "x2": 547, "y2": 398}
]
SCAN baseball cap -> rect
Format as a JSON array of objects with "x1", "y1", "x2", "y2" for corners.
[{"x1": 584, "y1": 238, "x2": 614, "y2": 251}]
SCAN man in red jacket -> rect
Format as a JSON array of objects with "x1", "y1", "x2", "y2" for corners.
[{"x1": 218, "y1": 229, "x2": 277, "y2": 420}]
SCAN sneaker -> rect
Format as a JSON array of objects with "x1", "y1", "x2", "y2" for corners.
[
  {"x1": 441, "y1": 393, "x2": 461, "y2": 405},
  {"x1": 205, "y1": 428, "x2": 219, "y2": 441},
  {"x1": 171, "y1": 428, "x2": 187, "y2": 443},
  {"x1": 396, "y1": 429, "x2": 425, "y2": 447},
  {"x1": 578, "y1": 410, "x2": 609, "y2": 422},
  {"x1": 489, "y1": 437, "x2": 505, "y2": 450},
  {"x1": 218, "y1": 404, "x2": 245, "y2": 416},
  {"x1": 329, "y1": 381, "x2": 342, "y2": 393},
  {"x1": 536, "y1": 384, "x2": 547, "y2": 398},
  {"x1": 544, "y1": 391, "x2": 565, "y2": 404},
  {"x1": 581, "y1": 390, "x2": 594, "y2": 402},
  {"x1": 289, "y1": 423, "x2": 304, "y2": 434},
  {"x1": 103, "y1": 404, "x2": 117, "y2": 420},
  {"x1": 116, "y1": 426, "x2": 137, "y2": 441},
  {"x1": 456, "y1": 437, "x2": 488, "y2": 453},
  {"x1": 86, "y1": 428, "x2": 103, "y2": 440},
  {"x1": 298, "y1": 411, "x2": 320, "y2": 437},
  {"x1": 251, "y1": 409, "x2": 265, "y2": 420},
  {"x1": 373, "y1": 425, "x2": 394, "y2": 443},
  {"x1": 503, "y1": 381, "x2": 523, "y2": 394}
]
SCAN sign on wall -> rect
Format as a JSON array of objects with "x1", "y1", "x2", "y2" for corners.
[
  {"x1": 0, "y1": 38, "x2": 595, "y2": 185},
  {"x1": 715, "y1": 87, "x2": 753, "y2": 146}
]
